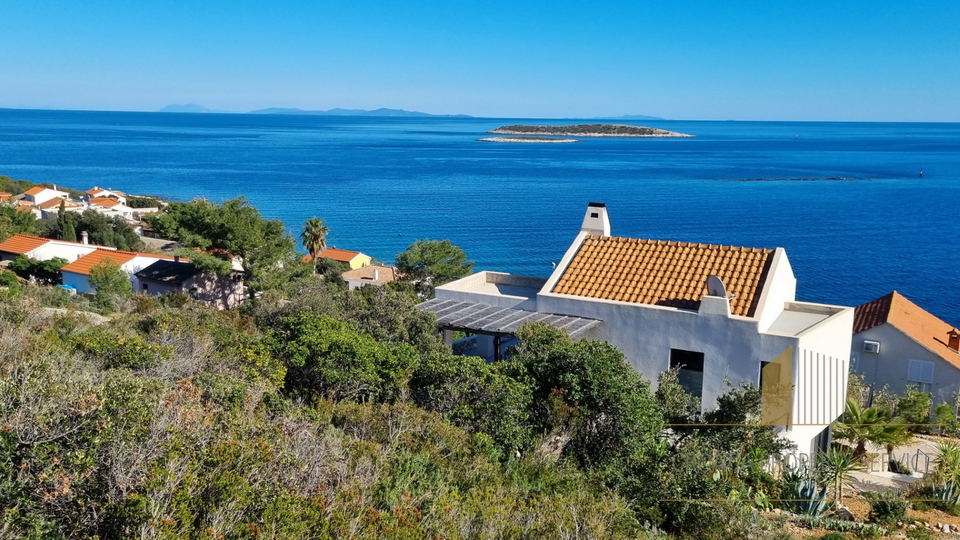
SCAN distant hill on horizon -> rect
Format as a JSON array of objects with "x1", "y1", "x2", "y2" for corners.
[
  {"x1": 159, "y1": 104, "x2": 235, "y2": 114},
  {"x1": 595, "y1": 114, "x2": 665, "y2": 121},
  {"x1": 246, "y1": 107, "x2": 472, "y2": 118}
]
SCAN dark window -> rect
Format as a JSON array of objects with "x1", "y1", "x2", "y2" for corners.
[
  {"x1": 670, "y1": 349, "x2": 704, "y2": 398},
  {"x1": 142, "y1": 283, "x2": 148, "y2": 292},
  {"x1": 590, "y1": 212, "x2": 599, "y2": 218}
]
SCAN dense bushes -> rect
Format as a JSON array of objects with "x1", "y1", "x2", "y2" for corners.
[{"x1": 0, "y1": 269, "x2": 804, "y2": 539}]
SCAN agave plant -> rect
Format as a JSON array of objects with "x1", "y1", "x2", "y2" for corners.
[{"x1": 780, "y1": 464, "x2": 829, "y2": 516}]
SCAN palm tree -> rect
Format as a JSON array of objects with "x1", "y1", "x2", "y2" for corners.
[
  {"x1": 832, "y1": 399, "x2": 888, "y2": 460},
  {"x1": 872, "y1": 419, "x2": 913, "y2": 469},
  {"x1": 301, "y1": 218, "x2": 329, "y2": 261}
]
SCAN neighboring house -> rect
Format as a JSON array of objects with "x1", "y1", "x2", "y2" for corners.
[
  {"x1": 61, "y1": 248, "x2": 183, "y2": 294},
  {"x1": 420, "y1": 202, "x2": 855, "y2": 457},
  {"x1": 22, "y1": 186, "x2": 70, "y2": 206},
  {"x1": 88, "y1": 197, "x2": 136, "y2": 220},
  {"x1": 304, "y1": 248, "x2": 372, "y2": 270},
  {"x1": 0, "y1": 192, "x2": 11, "y2": 203},
  {"x1": 38, "y1": 197, "x2": 84, "y2": 219},
  {"x1": 341, "y1": 264, "x2": 398, "y2": 290},
  {"x1": 852, "y1": 291, "x2": 960, "y2": 404},
  {"x1": 0, "y1": 233, "x2": 104, "y2": 263},
  {"x1": 135, "y1": 259, "x2": 245, "y2": 309},
  {"x1": 84, "y1": 187, "x2": 127, "y2": 205}
]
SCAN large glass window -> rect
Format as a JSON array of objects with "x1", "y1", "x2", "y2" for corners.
[{"x1": 670, "y1": 348, "x2": 705, "y2": 398}]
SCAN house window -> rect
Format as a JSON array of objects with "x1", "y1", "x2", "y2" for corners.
[
  {"x1": 670, "y1": 348, "x2": 705, "y2": 398},
  {"x1": 142, "y1": 283, "x2": 149, "y2": 292},
  {"x1": 907, "y1": 359, "x2": 934, "y2": 392}
]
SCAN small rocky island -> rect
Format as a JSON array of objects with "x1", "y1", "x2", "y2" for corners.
[
  {"x1": 488, "y1": 123, "x2": 694, "y2": 138},
  {"x1": 478, "y1": 136, "x2": 579, "y2": 143}
]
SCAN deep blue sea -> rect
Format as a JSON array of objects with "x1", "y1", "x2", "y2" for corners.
[{"x1": 1, "y1": 109, "x2": 958, "y2": 322}]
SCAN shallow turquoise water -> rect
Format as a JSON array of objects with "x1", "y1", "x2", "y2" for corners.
[{"x1": 1, "y1": 109, "x2": 957, "y2": 322}]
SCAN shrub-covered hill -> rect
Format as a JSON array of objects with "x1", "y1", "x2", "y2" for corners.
[{"x1": 0, "y1": 276, "x2": 793, "y2": 540}]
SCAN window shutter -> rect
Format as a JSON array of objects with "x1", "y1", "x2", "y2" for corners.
[
  {"x1": 921, "y1": 361, "x2": 934, "y2": 383},
  {"x1": 908, "y1": 360, "x2": 921, "y2": 382}
]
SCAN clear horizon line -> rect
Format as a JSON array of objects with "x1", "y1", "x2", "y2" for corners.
[{"x1": 2, "y1": 105, "x2": 960, "y2": 124}]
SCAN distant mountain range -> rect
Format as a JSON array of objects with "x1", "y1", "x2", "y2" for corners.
[
  {"x1": 595, "y1": 114, "x2": 665, "y2": 121},
  {"x1": 159, "y1": 104, "x2": 471, "y2": 117}
]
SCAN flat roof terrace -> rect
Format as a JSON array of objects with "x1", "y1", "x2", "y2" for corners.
[
  {"x1": 436, "y1": 271, "x2": 546, "y2": 301},
  {"x1": 765, "y1": 301, "x2": 849, "y2": 337}
]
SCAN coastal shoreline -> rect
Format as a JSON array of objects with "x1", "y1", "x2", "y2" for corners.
[
  {"x1": 489, "y1": 123, "x2": 694, "y2": 138},
  {"x1": 478, "y1": 136, "x2": 579, "y2": 143}
]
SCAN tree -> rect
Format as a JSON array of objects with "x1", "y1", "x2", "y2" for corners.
[
  {"x1": 301, "y1": 217, "x2": 329, "y2": 261},
  {"x1": 508, "y1": 322, "x2": 662, "y2": 468},
  {"x1": 0, "y1": 205, "x2": 38, "y2": 241},
  {"x1": 873, "y1": 419, "x2": 912, "y2": 467},
  {"x1": 816, "y1": 449, "x2": 863, "y2": 506},
  {"x1": 897, "y1": 385, "x2": 932, "y2": 429},
  {"x1": 144, "y1": 197, "x2": 298, "y2": 296},
  {"x1": 59, "y1": 201, "x2": 77, "y2": 242},
  {"x1": 832, "y1": 399, "x2": 889, "y2": 460},
  {"x1": 7, "y1": 255, "x2": 67, "y2": 285},
  {"x1": 89, "y1": 259, "x2": 132, "y2": 312},
  {"x1": 271, "y1": 313, "x2": 418, "y2": 403},
  {"x1": 395, "y1": 239, "x2": 473, "y2": 297}
]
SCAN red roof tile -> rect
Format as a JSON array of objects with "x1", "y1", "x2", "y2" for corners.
[
  {"x1": 0, "y1": 234, "x2": 50, "y2": 255},
  {"x1": 551, "y1": 235, "x2": 774, "y2": 317},
  {"x1": 305, "y1": 247, "x2": 363, "y2": 263},
  {"x1": 854, "y1": 291, "x2": 960, "y2": 365},
  {"x1": 23, "y1": 186, "x2": 46, "y2": 196},
  {"x1": 61, "y1": 249, "x2": 138, "y2": 275}
]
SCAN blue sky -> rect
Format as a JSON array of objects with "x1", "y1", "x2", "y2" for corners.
[{"x1": 1, "y1": 1, "x2": 958, "y2": 120}]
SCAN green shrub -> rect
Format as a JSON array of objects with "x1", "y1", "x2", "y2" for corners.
[
  {"x1": 864, "y1": 490, "x2": 907, "y2": 524},
  {"x1": 0, "y1": 270, "x2": 19, "y2": 288},
  {"x1": 906, "y1": 529, "x2": 934, "y2": 540},
  {"x1": 820, "y1": 533, "x2": 847, "y2": 540},
  {"x1": 889, "y1": 458, "x2": 912, "y2": 474}
]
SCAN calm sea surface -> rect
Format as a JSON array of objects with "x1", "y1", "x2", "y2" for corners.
[{"x1": 1, "y1": 109, "x2": 958, "y2": 322}]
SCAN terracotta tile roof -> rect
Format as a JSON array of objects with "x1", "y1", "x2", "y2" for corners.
[
  {"x1": 342, "y1": 265, "x2": 398, "y2": 283},
  {"x1": 854, "y1": 291, "x2": 960, "y2": 365},
  {"x1": 85, "y1": 187, "x2": 104, "y2": 195},
  {"x1": 0, "y1": 234, "x2": 51, "y2": 254},
  {"x1": 89, "y1": 197, "x2": 121, "y2": 208},
  {"x1": 61, "y1": 249, "x2": 138, "y2": 275},
  {"x1": 37, "y1": 197, "x2": 80, "y2": 210},
  {"x1": 15, "y1": 206, "x2": 34, "y2": 213},
  {"x1": 304, "y1": 247, "x2": 363, "y2": 263},
  {"x1": 23, "y1": 186, "x2": 46, "y2": 196},
  {"x1": 551, "y1": 235, "x2": 774, "y2": 317}
]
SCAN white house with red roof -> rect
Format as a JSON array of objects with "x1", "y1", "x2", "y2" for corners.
[
  {"x1": 852, "y1": 291, "x2": 960, "y2": 404},
  {"x1": 22, "y1": 186, "x2": 70, "y2": 206},
  {"x1": 420, "y1": 203, "x2": 855, "y2": 457},
  {"x1": 61, "y1": 248, "x2": 186, "y2": 294},
  {"x1": 0, "y1": 233, "x2": 104, "y2": 263},
  {"x1": 84, "y1": 187, "x2": 127, "y2": 205}
]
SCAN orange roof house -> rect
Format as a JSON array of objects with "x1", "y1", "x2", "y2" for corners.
[
  {"x1": 303, "y1": 248, "x2": 372, "y2": 270},
  {"x1": 852, "y1": 291, "x2": 960, "y2": 398},
  {"x1": 0, "y1": 192, "x2": 11, "y2": 202},
  {"x1": 0, "y1": 234, "x2": 51, "y2": 259},
  {"x1": 341, "y1": 264, "x2": 398, "y2": 290},
  {"x1": 552, "y1": 236, "x2": 773, "y2": 318},
  {"x1": 422, "y1": 202, "x2": 855, "y2": 459},
  {"x1": 23, "y1": 186, "x2": 46, "y2": 196},
  {"x1": 61, "y1": 249, "x2": 139, "y2": 275},
  {"x1": 88, "y1": 196, "x2": 122, "y2": 208}
]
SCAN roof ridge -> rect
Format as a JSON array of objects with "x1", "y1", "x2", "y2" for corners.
[{"x1": 584, "y1": 234, "x2": 775, "y2": 253}]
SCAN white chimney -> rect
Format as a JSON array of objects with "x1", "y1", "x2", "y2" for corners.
[
  {"x1": 81, "y1": 231, "x2": 89, "y2": 245},
  {"x1": 373, "y1": 268, "x2": 380, "y2": 281},
  {"x1": 580, "y1": 202, "x2": 611, "y2": 236}
]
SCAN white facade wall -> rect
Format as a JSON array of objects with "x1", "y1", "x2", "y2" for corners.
[
  {"x1": 535, "y1": 291, "x2": 800, "y2": 408},
  {"x1": 26, "y1": 189, "x2": 69, "y2": 205},
  {"x1": 853, "y1": 324, "x2": 960, "y2": 404},
  {"x1": 755, "y1": 249, "x2": 798, "y2": 333},
  {"x1": 29, "y1": 243, "x2": 99, "y2": 263}
]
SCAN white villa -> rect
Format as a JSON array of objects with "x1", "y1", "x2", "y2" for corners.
[{"x1": 420, "y1": 203, "x2": 855, "y2": 456}]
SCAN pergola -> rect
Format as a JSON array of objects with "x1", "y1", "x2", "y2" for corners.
[{"x1": 416, "y1": 298, "x2": 602, "y2": 361}]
